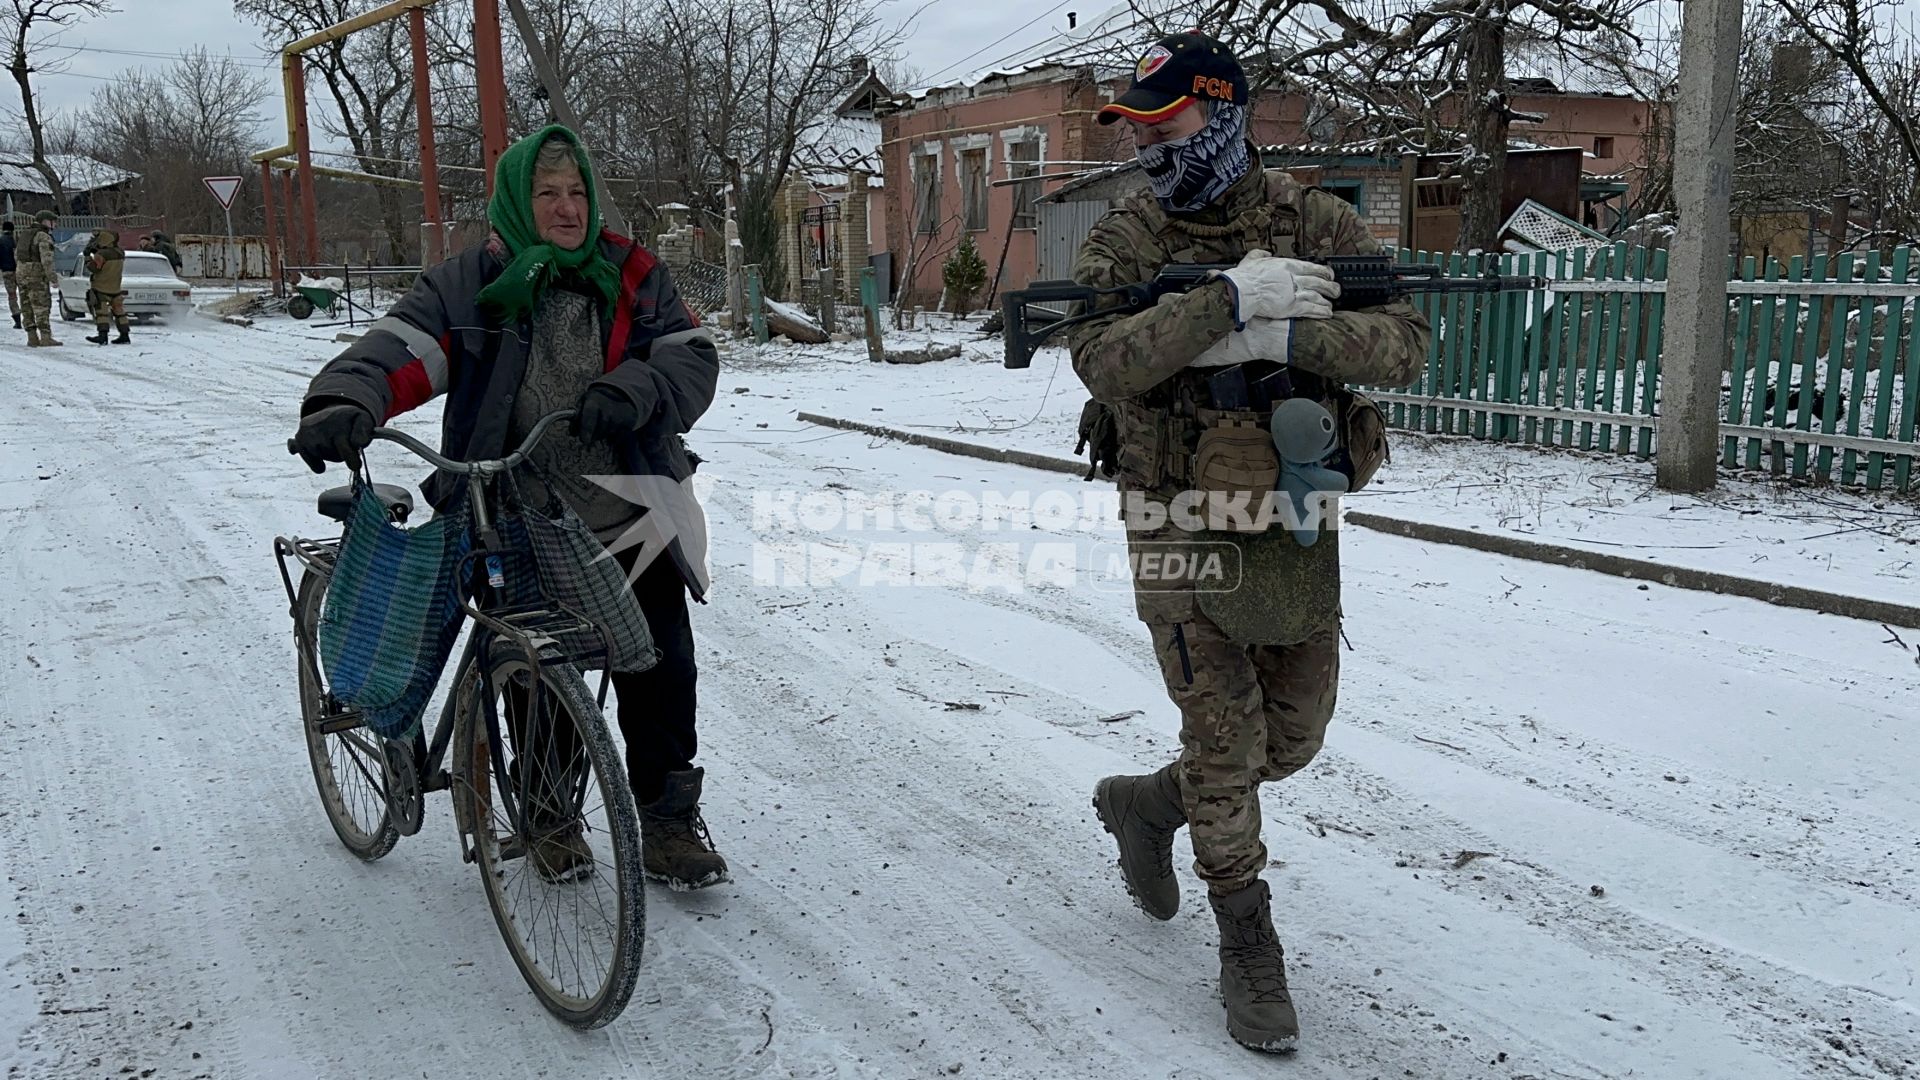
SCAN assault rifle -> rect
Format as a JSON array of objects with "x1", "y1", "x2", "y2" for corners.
[{"x1": 999, "y1": 254, "x2": 1545, "y2": 368}]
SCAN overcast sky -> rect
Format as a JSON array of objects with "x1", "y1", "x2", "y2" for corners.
[{"x1": 25, "y1": 0, "x2": 1082, "y2": 138}]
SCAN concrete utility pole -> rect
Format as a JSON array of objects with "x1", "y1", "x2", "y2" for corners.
[
  {"x1": 501, "y1": 0, "x2": 628, "y2": 235},
  {"x1": 1655, "y1": 0, "x2": 1745, "y2": 492}
]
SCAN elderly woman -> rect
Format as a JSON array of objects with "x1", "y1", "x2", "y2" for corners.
[{"x1": 291, "y1": 125, "x2": 726, "y2": 890}]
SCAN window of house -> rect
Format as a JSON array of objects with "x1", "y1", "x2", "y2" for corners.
[
  {"x1": 913, "y1": 150, "x2": 941, "y2": 234},
  {"x1": 1009, "y1": 140, "x2": 1041, "y2": 230},
  {"x1": 1321, "y1": 180, "x2": 1364, "y2": 212},
  {"x1": 1593, "y1": 136, "x2": 1616, "y2": 159},
  {"x1": 960, "y1": 147, "x2": 989, "y2": 232}
]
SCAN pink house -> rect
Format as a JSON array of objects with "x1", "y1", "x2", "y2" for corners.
[{"x1": 874, "y1": 29, "x2": 1659, "y2": 309}]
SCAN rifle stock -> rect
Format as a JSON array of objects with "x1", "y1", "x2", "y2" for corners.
[{"x1": 999, "y1": 254, "x2": 1543, "y2": 369}]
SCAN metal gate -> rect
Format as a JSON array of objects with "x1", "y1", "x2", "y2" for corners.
[{"x1": 1036, "y1": 198, "x2": 1110, "y2": 281}]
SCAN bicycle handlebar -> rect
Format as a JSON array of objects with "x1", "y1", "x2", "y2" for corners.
[{"x1": 286, "y1": 408, "x2": 578, "y2": 476}]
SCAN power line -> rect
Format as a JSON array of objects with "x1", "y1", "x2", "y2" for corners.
[{"x1": 906, "y1": 0, "x2": 1078, "y2": 91}]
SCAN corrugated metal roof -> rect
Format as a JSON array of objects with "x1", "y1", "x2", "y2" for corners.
[{"x1": 0, "y1": 154, "x2": 139, "y2": 195}]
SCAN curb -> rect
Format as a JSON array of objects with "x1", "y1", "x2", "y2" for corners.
[
  {"x1": 795, "y1": 411, "x2": 1920, "y2": 630},
  {"x1": 1342, "y1": 513, "x2": 1920, "y2": 630},
  {"x1": 795, "y1": 412, "x2": 1090, "y2": 478}
]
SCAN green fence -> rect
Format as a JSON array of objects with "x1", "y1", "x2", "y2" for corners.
[{"x1": 1365, "y1": 244, "x2": 1920, "y2": 493}]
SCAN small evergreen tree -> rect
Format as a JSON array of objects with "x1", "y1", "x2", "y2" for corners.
[{"x1": 942, "y1": 234, "x2": 988, "y2": 313}]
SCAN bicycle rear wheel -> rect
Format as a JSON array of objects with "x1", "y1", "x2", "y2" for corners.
[
  {"x1": 457, "y1": 644, "x2": 644, "y2": 1029},
  {"x1": 294, "y1": 568, "x2": 399, "y2": 861}
]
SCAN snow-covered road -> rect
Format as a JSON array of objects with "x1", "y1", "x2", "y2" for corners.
[{"x1": 2, "y1": 314, "x2": 1916, "y2": 1080}]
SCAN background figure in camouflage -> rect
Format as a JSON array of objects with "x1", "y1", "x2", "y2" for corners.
[
  {"x1": 17, "y1": 210, "x2": 61, "y2": 347},
  {"x1": 1075, "y1": 31, "x2": 1429, "y2": 1054},
  {"x1": 2, "y1": 221, "x2": 19, "y2": 329},
  {"x1": 84, "y1": 229, "x2": 132, "y2": 345}
]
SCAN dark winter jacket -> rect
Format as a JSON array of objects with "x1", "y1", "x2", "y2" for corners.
[
  {"x1": 0, "y1": 233, "x2": 15, "y2": 274},
  {"x1": 302, "y1": 228, "x2": 720, "y2": 598}
]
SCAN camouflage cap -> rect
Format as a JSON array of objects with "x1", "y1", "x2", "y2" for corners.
[{"x1": 33, "y1": 209, "x2": 57, "y2": 223}]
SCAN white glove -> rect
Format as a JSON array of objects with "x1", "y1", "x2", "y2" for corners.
[
  {"x1": 1191, "y1": 317, "x2": 1293, "y2": 367},
  {"x1": 1216, "y1": 249, "x2": 1339, "y2": 326}
]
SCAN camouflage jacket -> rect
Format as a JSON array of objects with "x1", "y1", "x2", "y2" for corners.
[
  {"x1": 1066, "y1": 155, "x2": 1430, "y2": 497},
  {"x1": 86, "y1": 233, "x2": 126, "y2": 294}
]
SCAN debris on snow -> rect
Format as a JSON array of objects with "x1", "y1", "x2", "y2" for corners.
[{"x1": 884, "y1": 343, "x2": 962, "y2": 365}]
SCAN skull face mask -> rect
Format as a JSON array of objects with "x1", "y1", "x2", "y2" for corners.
[{"x1": 1136, "y1": 100, "x2": 1253, "y2": 213}]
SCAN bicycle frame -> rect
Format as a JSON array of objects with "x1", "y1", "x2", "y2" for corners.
[{"x1": 273, "y1": 408, "x2": 631, "y2": 863}]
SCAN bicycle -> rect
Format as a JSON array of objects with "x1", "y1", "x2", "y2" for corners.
[{"x1": 272, "y1": 409, "x2": 646, "y2": 1029}]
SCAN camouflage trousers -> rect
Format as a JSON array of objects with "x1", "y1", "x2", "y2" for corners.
[
  {"x1": 90, "y1": 289, "x2": 129, "y2": 332},
  {"x1": 1145, "y1": 608, "x2": 1340, "y2": 894},
  {"x1": 16, "y1": 274, "x2": 51, "y2": 334}
]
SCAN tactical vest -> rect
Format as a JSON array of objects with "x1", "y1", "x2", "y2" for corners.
[
  {"x1": 1107, "y1": 170, "x2": 1380, "y2": 497},
  {"x1": 1109, "y1": 170, "x2": 1386, "y2": 646}
]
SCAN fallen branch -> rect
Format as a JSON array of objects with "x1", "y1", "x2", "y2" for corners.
[
  {"x1": 757, "y1": 1005, "x2": 773, "y2": 1054},
  {"x1": 1414, "y1": 734, "x2": 1469, "y2": 753}
]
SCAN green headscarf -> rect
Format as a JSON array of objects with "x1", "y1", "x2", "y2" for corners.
[{"x1": 474, "y1": 124, "x2": 623, "y2": 325}]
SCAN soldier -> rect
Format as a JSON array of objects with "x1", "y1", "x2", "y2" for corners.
[
  {"x1": 147, "y1": 230, "x2": 183, "y2": 274},
  {"x1": 17, "y1": 209, "x2": 61, "y2": 347},
  {"x1": 2, "y1": 221, "x2": 19, "y2": 330},
  {"x1": 1071, "y1": 32, "x2": 1430, "y2": 1052},
  {"x1": 84, "y1": 229, "x2": 132, "y2": 345}
]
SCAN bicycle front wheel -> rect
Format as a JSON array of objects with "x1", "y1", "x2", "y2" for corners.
[
  {"x1": 457, "y1": 646, "x2": 644, "y2": 1029},
  {"x1": 295, "y1": 567, "x2": 399, "y2": 861}
]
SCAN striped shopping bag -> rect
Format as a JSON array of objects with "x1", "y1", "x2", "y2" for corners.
[
  {"x1": 317, "y1": 482, "x2": 473, "y2": 739},
  {"x1": 493, "y1": 502, "x2": 656, "y2": 674}
]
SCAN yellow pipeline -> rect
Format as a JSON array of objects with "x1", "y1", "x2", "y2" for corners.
[{"x1": 252, "y1": 0, "x2": 440, "y2": 174}]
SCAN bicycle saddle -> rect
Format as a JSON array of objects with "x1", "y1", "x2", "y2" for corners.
[{"x1": 317, "y1": 483, "x2": 415, "y2": 524}]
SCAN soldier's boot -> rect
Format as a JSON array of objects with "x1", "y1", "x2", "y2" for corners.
[
  {"x1": 113, "y1": 325, "x2": 130, "y2": 345},
  {"x1": 639, "y1": 767, "x2": 730, "y2": 891},
  {"x1": 1092, "y1": 764, "x2": 1185, "y2": 920},
  {"x1": 86, "y1": 324, "x2": 108, "y2": 345},
  {"x1": 24, "y1": 328, "x2": 40, "y2": 347},
  {"x1": 38, "y1": 329, "x2": 60, "y2": 346},
  {"x1": 1210, "y1": 879, "x2": 1300, "y2": 1053}
]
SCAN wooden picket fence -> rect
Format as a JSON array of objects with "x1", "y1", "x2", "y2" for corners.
[{"x1": 1362, "y1": 244, "x2": 1920, "y2": 493}]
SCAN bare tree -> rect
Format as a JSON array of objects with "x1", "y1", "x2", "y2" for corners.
[
  {"x1": 1776, "y1": 0, "x2": 1920, "y2": 249},
  {"x1": 80, "y1": 48, "x2": 270, "y2": 232},
  {"x1": 1171, "y1": 0, "x2": 1651, "y2": 250},
  {"x1": 0, "y1": 0, "x2": 114, "y2": 204}
]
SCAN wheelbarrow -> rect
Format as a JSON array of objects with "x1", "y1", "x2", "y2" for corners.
[{"x1": 286, "y1": 281, "x2": 342, "y2": 320}]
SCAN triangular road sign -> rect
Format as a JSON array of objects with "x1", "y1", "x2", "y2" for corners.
[{"x1": 203, "y1": 176, "x2": 243, "y2": 209}]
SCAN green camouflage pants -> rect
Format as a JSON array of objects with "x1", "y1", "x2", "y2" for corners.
[
  {"x1": 1146, "y1": 609, "x2": 1340, "y2": 894},
  {"x1": 16, "y1": 274, "x2": 51, "y2": 333}
]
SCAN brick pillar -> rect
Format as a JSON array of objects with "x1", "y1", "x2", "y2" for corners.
[
  {"x1": 840, "y1": 169, "x2": 870, "y2": 304},
  {"x1": 654, "y1": 224, "x2": 695, "y2": 274},
  {"x1": 778, "y1": 176, "x2": 811, "y2": 302}
]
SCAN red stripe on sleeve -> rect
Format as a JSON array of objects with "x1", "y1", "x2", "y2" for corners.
[{"x1": 384, "y1": 359, "x2": 432, "y2": 420}]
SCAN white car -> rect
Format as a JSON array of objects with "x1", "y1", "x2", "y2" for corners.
[{"x1": 58, "y1": 250, "x2": 193, "y2": 323}]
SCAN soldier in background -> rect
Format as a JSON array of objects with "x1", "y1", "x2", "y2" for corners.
[
  {"x1": 1072, "y1": 31, "x2": 1430, "y2": 1053},
  {"x1": 17, "y1": 209, "x2": 61, "y2": 347},
  {"x1": 2, "y1": 221, "x2": 19, "y2": 329},
  {"x1": 84, "y1": 229, "x2": 132, "y2": 345}
]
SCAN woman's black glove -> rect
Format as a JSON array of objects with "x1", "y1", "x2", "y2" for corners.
[
  {"x1": 291, "y1": 403, "x2": 375, "y2": 473},
  {"x1": 572, "y1": 386, "x2": 640, "y2": 444}
]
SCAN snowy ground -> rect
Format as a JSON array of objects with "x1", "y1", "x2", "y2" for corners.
[
  {"x1": 741, "y1": 316, "x2": 1920, "y2": 606},
  {"x1": 1, "y1": 306, "x2": 1917, "y2": 1080}
]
